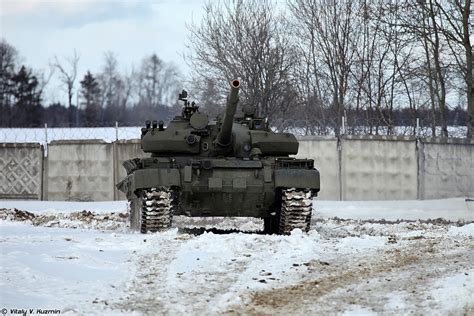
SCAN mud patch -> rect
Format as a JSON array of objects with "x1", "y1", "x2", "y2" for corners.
[
  {"x1": 313, "y1": 218, "x2": 471, "y2": 239},
  {"x1": 232, "y1": 236, "x2": 474, "y2": 315},
  {"x1": 0, "y1": 208, "x2": 129, "y2": 231},
  {"x1": 318, "y1": 216, "x2": 471, "y2": 226},
  {"x1": 0, "y1": 208, "x2": 264, "y2": 233}
]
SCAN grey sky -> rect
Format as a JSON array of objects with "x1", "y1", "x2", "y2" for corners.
[{"x1": 0, "y1": 0, "x2": 205, "y2": 103}]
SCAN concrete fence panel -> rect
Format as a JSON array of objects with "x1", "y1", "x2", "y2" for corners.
[
  {"x1": 419, "y1": 138, "x2": 474, "y2": 199},
  {"x1": 341, "y1": 136, "x2": 418, "y2": 200},
  {"x1": 0, "y1": 143, "x2": 43, "y2": 199},
  {"x1": 296, "y1": 136, "x2": 340, "y2": 200},
  {"x1": 46, "y1": 140, "x2": 114, "y2": 201},
  {"x1": 114, "y1": 140, "x2": 149, "y2": 200},
  {"x1": 3, "y1": 135, "x2": 473, "y2": 202}
]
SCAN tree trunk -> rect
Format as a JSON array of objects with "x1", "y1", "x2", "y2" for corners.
[
  {"x1": 428, "y1": 0, "x2": 448, "y2": 138},
  {"x1": 421, "y1": 3, "x2": 437, "y2": 137},
  {"x1": 462, "y1": 0, "x2": 473, "y2": 138}
]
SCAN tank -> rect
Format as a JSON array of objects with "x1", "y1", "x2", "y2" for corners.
[{"x1": 117, "y1": 79, "x2": 320, "y2": 234}]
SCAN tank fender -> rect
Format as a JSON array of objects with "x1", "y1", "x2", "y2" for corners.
[
  {"x1": 117, "y1": 168, "x2": 181, "y2": 199},
  {"x1": 274, "y1": 168, "x2": 320, "y2": 191}
]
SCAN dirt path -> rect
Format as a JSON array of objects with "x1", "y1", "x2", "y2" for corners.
[{"x1": 233, "y1": 235, "x2": 474, "y2": 315}]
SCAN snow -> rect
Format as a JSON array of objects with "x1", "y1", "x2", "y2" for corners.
[
  {"x1": 0, "y1": 200, "x2": 128, "y2": 214},
  {"x1": 342, "y1": 307, "x2": 379, "y2": 316},
  {"x1": 0, "y1": 222, "x2": 138, "y2": 314},
  {"x1": 0, "y1": 125, "x2": 469, "y2": 146},
  {"x1": 1, "y1": 198, "x2": 473, "y2": 314},
  {"x1": 163, "y1": 230, "x2": 331, "y2": 312},
  {"x1": 318, "y1": 198, "x2": 474, "y2": 221},
  {"x1": 429, "y1": 272, "x2": 474, "y2": 313},
  {"x1": 2, "y1": 197, "x2": 472, "y2": 220},
  {"x1": 0, "y1": 127, "x2": 142, "y2": 145},
  {"x1": 334, "y1": 235, "x2": 386, "y2": 253},
  {"x1": 447, "y1": 223, "x2": 474, "y2": 236}
]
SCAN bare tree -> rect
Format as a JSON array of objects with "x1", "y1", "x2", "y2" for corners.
[
  {"x1": 98, "y1": 51, "x2": 120, "y2": 110},
  {"x1": 427, "y1": 0, "x2": 449, "y2": 137},
  {"x1": 186, "y1": 0, "x2": 295, "y2": 120},
  {"x1": 354, "y1": 0, "x2": 415, "y2": 135},
  {"x1": 420, "y1": 1, "x2": 440, "y2": 136},
  {"x1": 35, "y1": 64, "x2": 55, "y2": 99},
  {"x1": 120, "y1": 68, "x2": 135, "y2": 110},
  {"x1": 434, "y1": 0, "x2": 472, "y2": 138},
  {"x1": 53, "y1": 50, "x2": 80, "y2": 109},
  {"x1": 94, "y1": 52, "x2": 140, "y2": 124},
  {"x1": 287, "y1": 1, "x2": 331, "y2": 135},
  {"x1": 289, "y1": 0, "x2": 362, "y2": 136},
  {"x1": 137, "y1": 53, "x2": 181, "y2": 108},
  {"x1": 393, "y1": 0, "x2": 455, "y2": 137}
]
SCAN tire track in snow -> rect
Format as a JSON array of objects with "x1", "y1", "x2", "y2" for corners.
[{"x1": 235, "y1": 236, "x2": 474, "y2": 315}]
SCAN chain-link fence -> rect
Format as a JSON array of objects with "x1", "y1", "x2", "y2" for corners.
[
  {"x1": 0, "y1": 124, "x2": 143, "y2": 145},
  {"x1": 0, "y1": 119, "x2": 469, "y2": 145},
  {"x1": 271, "y1": 117, "x2": 468, "y2": 138}
]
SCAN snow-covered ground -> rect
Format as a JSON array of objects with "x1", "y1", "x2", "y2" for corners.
[{"x1": 0, "y1": 199, "x2": 473, "y2": 315}]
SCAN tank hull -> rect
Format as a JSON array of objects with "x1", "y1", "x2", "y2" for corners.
[
  {"x1": 117, "y1": 156, "x2": 320, "y2": 218},
  {"x1": 116, "y1": 80, "x2": 321, "y2": 234}
]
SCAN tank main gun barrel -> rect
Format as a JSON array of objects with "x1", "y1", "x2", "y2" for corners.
[{"x1": 216, "y1": 79, "x2": 240, "y2": 147}]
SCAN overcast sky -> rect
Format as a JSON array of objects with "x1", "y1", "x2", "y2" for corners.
[{"x1": 0, "y1": 0, "x2": 205, "y2": 103}]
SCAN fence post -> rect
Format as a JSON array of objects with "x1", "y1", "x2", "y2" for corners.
[
  {"x1": 113, "y1": 140, "x2": 118, "y2": 200},
  {"x1": 43, "y1": 123, "x2": 48, "y2": 200},
  {"x1": 338, "y1": 136, "x2": 343, "y2": 201},
  {"x1": 44, "y1": 123, "x2": 48, "y2": 157},
  {"x1": 115, "y1": 121, "x2": 119, "y2": 141}
]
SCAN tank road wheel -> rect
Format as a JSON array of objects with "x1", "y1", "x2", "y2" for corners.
[
  {"x1": 279, "y1": 188, "x2": 313, "y2": 235},
  {"x1": 129, "y1": 187, "x2": 177, "y2": 233}
]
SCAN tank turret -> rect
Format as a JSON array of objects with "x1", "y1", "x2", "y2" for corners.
[{"x1": 117, "y1": 78, "x2": 320, "y2": 235}]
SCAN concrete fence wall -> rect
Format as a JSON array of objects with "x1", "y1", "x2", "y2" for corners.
[
  {"x1": 0, "y1": 143, "x2": 43, "y2": 200},
  {"x1": 0, "y1": 137, "x2": 472, "y2": 201},
  {"x1": 296, "y1": 136, "x2": 473, "y2": 200},
  {"x1": 45, "y1": 140, "x2": 115, "y2": 201},
  {"x1": 419, "y1": 138, "x2": 474, "y2": 200},
  {"x1": 340, "y1": 136, "x2": 418, "y2": 201},
  {"x1": 296, "y1": 136, "x2": 340, "y2": 200},
  {"x1": 44, "y1": 140, "x2": 150, "y2": 201}
]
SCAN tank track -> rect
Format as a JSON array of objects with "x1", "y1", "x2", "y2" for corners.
[
  {"x1": 279, "y1": 188, "x2": 313, "y2": 234},
  {"x1": 138, "y1": 187, "x2": 176, "y2": 233}
]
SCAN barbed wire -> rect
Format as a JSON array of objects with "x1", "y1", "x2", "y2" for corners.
[
  {"x1": 0, "y1": 126, "x2": 142, "y2": 145},
  {"x1": 270, "y1": 117, "x2": 468, "y2": 138},
  {"x1": 0, "y1": 119, "x2": 468, "y2": 144}
]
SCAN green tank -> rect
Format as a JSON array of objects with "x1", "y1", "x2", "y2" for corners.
[{"x1": 117, "y1": 79, "x2": 320, "y2": 234}]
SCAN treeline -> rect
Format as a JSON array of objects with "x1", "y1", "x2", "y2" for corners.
[
  {"x1": 186, "y1": 0, "x2": 473, "y2": 138},
  {"x1": 1, "y1": 0, "x2": 473, "y2": 138},
  {"x1": 0, "y1": 41, "x2": 182, "y2": 127}
]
